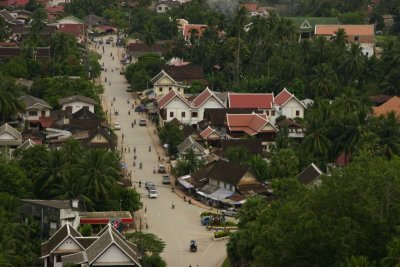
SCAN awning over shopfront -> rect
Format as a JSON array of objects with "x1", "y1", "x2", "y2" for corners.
[
  {"x1": 177, "y1": 175, "x2": 194, "y2": 189},
  {"x1": 80, "y1": 211, "x2": 134, "y2": 224},
  {"x1": 196, "y1": 184, "x2": 234, "y2": 201}
]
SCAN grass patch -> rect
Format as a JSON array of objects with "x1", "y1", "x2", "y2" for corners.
[
  {"x1": 214, "y1": 231, "x2": 231, "y2": 238},
  {"x1": 221, "y1": 257, "x2": 232, "y2": 267}
]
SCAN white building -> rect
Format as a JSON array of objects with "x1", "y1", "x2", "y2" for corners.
[
  {"x1": 58, "y1": 95, "x2": 97, "y2": 114},
  {"x1": 20, "y1": 95, "x2": 52, "y2": 128},
  {"x1": 151, "y1": 70, "x2": 185, "y2": 96},
  {"x1": 157, "y1": 87, "x2": 226, "y2": 126}
]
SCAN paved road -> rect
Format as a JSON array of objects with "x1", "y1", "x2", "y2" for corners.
[{"x1": 95, "y1": 37, "x2": 227, "y2": 267}]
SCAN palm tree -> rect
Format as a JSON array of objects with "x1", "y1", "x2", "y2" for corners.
[
  {"x1": 141, "y1": 23, "x2": 156, "y2": 49},
  {"x1": 274, "y1": 17, "x2": 296, "y2": 42},
  {"x1": 61, "y1": 138, "x2": 82, "y2": 165},
  {"x1": 77, "y1": 149, "x2": 120, "y2": 199},
  {"x1": 0, "y1": 222, "x2": 17, "y2": 266},
  {"x1": 29, "y1": 5, "x2": 47, "y2": 45},
  {"x1": 376, "y1": 112, "x2": 400, "y2": 159},
  {"x1": 309, "y1": 63, "x2": 338, "y2": 98},
  {"x1": 342, "y1": 43, "x2": 366, "y2": 86},
  {"x1": 230, "y1": 7, "x2": 248, "y2": 38},
  {"x1": 0, "y1": 75, "x2": 25, "y2": 123},
  {"x1": 50, "y1": 170, "x2": 94, "y2": 210},
  {"x1": 172, "y1": 36, "x2": 188, "y2": 63},
  {"x1": 36, "y1": 149, "x2": 65, "y2": 197},
  {"x1": 332, "y1": 28, "x2": 347, "y2": 49}
]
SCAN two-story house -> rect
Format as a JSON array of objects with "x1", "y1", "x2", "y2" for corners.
[
  {"x1": 157, "y1": 87, "x2": 226, "y2": 126},
  {"x1": 154, "y1": 0, "x2": 180, "y2": 13},
  {"x1": 151, "y1": 70, "x2": 185, "y2": 96},
  {"x1": 273, "y1": 88, "x2": 306, "y2": 119},
  {"x1": 58, "y1": 95, "x2": 96, "y2": 114},
  {"x1": 20, "y1": 95, "x2": 52, "y2": 129}
]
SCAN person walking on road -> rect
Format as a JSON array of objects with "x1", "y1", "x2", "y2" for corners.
[{"x1": 145, "y1": 206, "x2": 147, "y2": 213}]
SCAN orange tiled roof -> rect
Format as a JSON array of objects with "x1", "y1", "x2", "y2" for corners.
[
  {"x1": 372, "y1": 96, "x2": 400, "y2": 117},
  {"x1": 315, "y1": 24, "x2": 375, "y2": 36},
  {"x1": 183, "y1": 24, "x2": 207, "y2": 39}
]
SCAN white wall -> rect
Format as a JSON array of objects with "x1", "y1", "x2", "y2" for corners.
[
  {"x1": 62, "y1": 101, "x2": 94, "y2": 114},
  {"x1": 197, "y1": 96, "x2": 225, "y2": 122},
  {"x1": 360, "y1": 43, "x2": 374, "y2": 58},
  {"x1": 164, "y1": 98, "x2": 192, "y2": 124},
  {"x1": 94, "y1": 244, "x2": 132, "y2": 264},
  {"x1": 156, "y1": 4, "x2": 170, "y2": 13},
  {"x1": 24, "y1": 108, "x2": 51, "y2": 121},
  {"x1": 280, "y1": 98, "x2": 304, "y2": 119}
]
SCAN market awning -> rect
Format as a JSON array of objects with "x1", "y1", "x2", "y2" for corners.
[
  {"x1": 177, "y1": 175, "x2": 194, "y2": 189},
  {"x1": 196, "y1": 185, "x2": 234, "y2": 201},
  {"x1": 80, "y1": 211, "x2": 134, "y2": 224}
]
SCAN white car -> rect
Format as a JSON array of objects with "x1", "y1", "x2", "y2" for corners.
[
  {"x1": 113, "y1": 122, "x2": 121, "y2": 130},
  {"x1": 148, "y1": 189, "x2": 158, "y2": 198},
  {"x1": 222, "y1": 208, "x2": 238, "y2": 217}
]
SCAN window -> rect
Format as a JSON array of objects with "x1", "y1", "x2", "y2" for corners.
[
  {"x1": 96, "y1": 135, "x2": 102, "y2": 140},
  {"x1": 177, "y1": 88, "x2": 181, "y2": 92},
  {"x1": 28, "y1": 111, "x2": 38, "y2": 116},
  {"x1": 165, "y1": 7, "x2": 169, "y2": 10},
  {"x1": 158, "y1": 6, "x2": 162, "y2": 10},
  {"x1": 271, "y1": 110, "x2": 275, "y2": 116},
  {"x1": 181, "y1": 112, "x2": 186, "y2": 118},
  {"x1": 192, "y1": 112, "x2": 198, "y2": 117},
  {"x1": 41, "y1": 110, "x2": 46, "y2": 116},
  {"x1": 169, "y1": 88, "x2": 172, "y2": 91},
  {"x1": 266, "y1": 110, "x2": 269, "y2": 116},
  {"x1": 169, "y1": 112, "x2": 174, "y2": 118},
  {"x1": 159, "y1": 87, "x2": 162, "y2": 92},
  {"x1": 56, "y1": 255, "x2": 62, "y2": 262},
  {"x1": 354, "y1": 36, "x2": 359, "y2": 42},
  {"x1": 296, "y1": 110, "x2": 300, "y2": 116}
]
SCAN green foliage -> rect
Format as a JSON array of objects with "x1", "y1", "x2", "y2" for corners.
[
  {"x1": 0, "y1": 74, "x2": 25, "y2": 123},
  {"x1": 339, "y1": 12, "x2": 364, "y2": 24},
  {"x1": 214, "y1": 231, "x2": 231, "y2": 238},
  {"x1": 173, "y1": 149, "x2": 205, "y2": 177},
  {"x1": 79, "y1": 224, "x2": 93, "y2": 236},
  {"x1": 225, "y1": 146, "x2": 251, "y2": 164},
  {"x1": 200, "y1": 211, "x2": 219, "y2": 217},
  {"x1": 269, "y1": 148, "x2": 299, "y2": 179},
  {"x1": 65, "y1": 0, "x2": 114, "y2": 18},
  {"x1": 142, "y1": 254, "x2": 167, "y2": 267},
  {"x1": 158, "y1": 122, "x2": 184, "y2": 156},
  {"x1": 0, "y1": 161, "x2": 31, "y2": 198},
  {"x1": 126, "y1": 231, "x2": 166, "y2": 254},
  {"x1": 125, "y1": 54, "x2": 165, "y2": 91},
  {"x1": 228, "y1": 156, "x2": 400, "y2": 266},
  {"x1": 29, "y1": 77, "x2": 101, "y2": 111}
]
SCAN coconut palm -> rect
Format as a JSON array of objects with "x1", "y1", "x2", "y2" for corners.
[
  {"x1": 309, "y1": 63, "x2": 338, "y2": 98},
  {"x1": 0, "y1": 75, "x2": 25, "y2": 123},
  {"x1": 141, "y1": 23, "x2": 156, "y2": 48},
  {"x1": 0, "y1": 222, "x2": 17, "y2": 267},
  {"x1": 29, "y1": 5, "x2": 47, "y2": 45},
  {"x1": 332, "y1": 28, "x2": 347, "y2": 49},
  {"x1": 50, "y1": 170, "x2": 94, "y2": 210},
  {"x1": 35, "y1": 149, "x2": 65, "y2": 197},
  {"x1": 375, "y1": 112, "x2": 400, "y2": 159},
  {"x1": 77, "y1": 149, "x2": 120, "y2": 199},
  {"x1": 342, "y1": 43, "x2": 367, "y2": 86},
  {"x1": 61, "y1": 138, "x2": 82, "y2": 165}
]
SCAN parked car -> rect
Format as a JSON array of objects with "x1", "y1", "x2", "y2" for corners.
[
  {"x1": 221, "y1": 208, "x2": 238, "y2": 217},
  {"x1": 105, "y1": 39, "x2": 111, "y2": 44},
  {"x1": 139, "y1": 119, "x2": 146, "y2": 126},
  {"x1": 201, "y1": 215, "x2": 225, "y2": 226},
  {"x1": 113, "y1": 122, "x2": 121, "y2": 130},
  {"x1": 162, "y1": 175, "x2": 170, "y2": 184},
  {"x1": 148, "y1": 189, "x2": 158, "y2": 198},
  {"x1": 145, "y1": 182, "x2": 155, "y2": 190},
  {"x1": 158, "y1": 164, "x2": 166, "y2": 173}
]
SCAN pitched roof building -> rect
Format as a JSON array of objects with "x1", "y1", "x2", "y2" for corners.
[
  {"x1": 297, "y1": 163, "x2": 323, "y2": 186},
  {"x1": 228, "y1": 93, "x2": 274, "y2": 109},
  {"x1": 372, "y1": 96, "x2": 400, "y2": 118},
  {"x1": 0, "y1": 123, "x2": 22, "y2": 146},
  {"x1": 182, "y1": 24, "x2": 208, "y2": 40}
]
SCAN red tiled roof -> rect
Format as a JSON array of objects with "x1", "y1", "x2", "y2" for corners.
[
  {"x1": 183, "y1": 24, "x2": 207, "y2": 39},
  {"x1": 39, "y1": 116, "x2": 55, "y2": 128},
  {"x1": 157, "y1": 89, "x2": 190, "y2": 109},
  {"x1": 0, "y1": 41, "x2": 17, "y2": 47},
  {"x1": 274, "y1": 88, "x2": 293, "y2": 106},
  {"x1": 226, "y1": 113, "x2": 276, "y2": 136},
  {"x1": 240, "y1": 3, "x2": 258, "y2": 12},
  {"x1": 315, "y1": 24, "x2": 374, "y2": 36},
  {"x1": 58, "y1": 24, "x2": 84, "y2": 37},
  {"x1": 193, "y1": 88, "x2": 212, "y2": 108},
  {"x1": 199, "y1": 126, "x2": 221, "y2": 140},
  {"x1": 46, "y1": 5, "x2": 64, "y2": 14},
  {"x1": 228, "y1": 93, "x2": 274, "y2": 109},
  {"x1": 372, "y1": 96, "x2": 400, "y2": 118},
  {"x1": 335, "y1": 152, "x2": 351, "y2": 167}
]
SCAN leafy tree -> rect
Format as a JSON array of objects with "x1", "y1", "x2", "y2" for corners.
[
  {"x1": 126, "y1": 232, "x2": 165, "y2": 254},
  {"x1": 0, "y1": 161, "x2": 31, "y2": 198},
  {"x1": 0, "y1": 75, "x2": 25, "y2": 123},
  {"x1": 158, "y1": 123, "x2": 184, "y2": 156},
  {"x1": 0, "y1": 17, "x2": 10, "y2": 42},
  {"x1": 143, "y1": 254, "x2": 166, "y2": 267},
  {"x1": 225, "y1": 146, "x2": 251, "y2": 164},
  {"x1": 269, "y1": 148, "x2": 299, "y2": 179},
  {"x1": 79, "y1": 224, "x2": 93, "y2": 236},
  {"x1": 247, "y1": 155, "x2": 269, "y2": 181}
]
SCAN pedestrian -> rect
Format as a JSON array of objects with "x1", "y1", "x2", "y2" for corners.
[
  {"x1": 134, "y1": 147, "x2": 136, "y2": 153},
  {"x1": 145, "y1": 206, "x2": 147, "y2": 213},
  {"x1": 128, "y1": 147, "x2": 130, "y2": 153},
  {"x1": 131, "y1": 122, "x2": 134, "y2": 128},
  {"x1": 134, "y1": 155, "x2": 137, "y2": 160},
  {"x1": 113, "y1": 97, "x2": 115, "y2": 101},
  {"x1": 148, "y1": 145, "x2": 151, "y2": 152},
  {"x1": 124, "y1": 147, "x2": 126, "y2": 152},
  {"x1": 158, "y1": 156, "x2": 160, "y2": 161},
  {"x1": 122, "y1": 134, "x2": 124, "y2": 139},
  {"x1": 111, "y1": 102, "x2": 113, "y2": 107},
  {"x1": 134, "y1": 119, "x2": 136, "y2": 125},
  {"x1": 128, "y1": 110, "x2": 130, "y2": 115}
]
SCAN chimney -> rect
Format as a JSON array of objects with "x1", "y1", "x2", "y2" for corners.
[{"x1": 70, "y1": 199, "x2": 79, "y2": 209}]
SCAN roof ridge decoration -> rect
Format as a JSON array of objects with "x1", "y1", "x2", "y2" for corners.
[{"x1": 157, "y1": 88, "x2": 191, "y2": 109}]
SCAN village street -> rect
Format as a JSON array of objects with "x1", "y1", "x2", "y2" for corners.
[{"x1": 95, "y1": 36, "x2": 227, "y2": 267}]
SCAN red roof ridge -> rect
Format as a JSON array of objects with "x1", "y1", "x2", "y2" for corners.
[
  {"x1": 193, "y1": 87, "x2": 225, "y2": 108},
  {"x1": 157, "y1": 88, "x2": 190, "y2": 109}
]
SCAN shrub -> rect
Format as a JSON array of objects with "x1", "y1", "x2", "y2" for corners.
[
  {"x1": 200, "y1": 211, "x2": 219, "y2": 217},
  {"x1": 214, "y1": 231, "x2": 231, "y2": 239}
]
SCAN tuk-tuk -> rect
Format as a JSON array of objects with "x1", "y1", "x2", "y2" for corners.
[{"x1": 190, "y1": 240, "x2": 197, "y2": 252}]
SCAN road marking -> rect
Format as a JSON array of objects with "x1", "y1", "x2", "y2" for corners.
[{"x1": 201, "y1": 240, "x2": 216, "y2": 261}]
